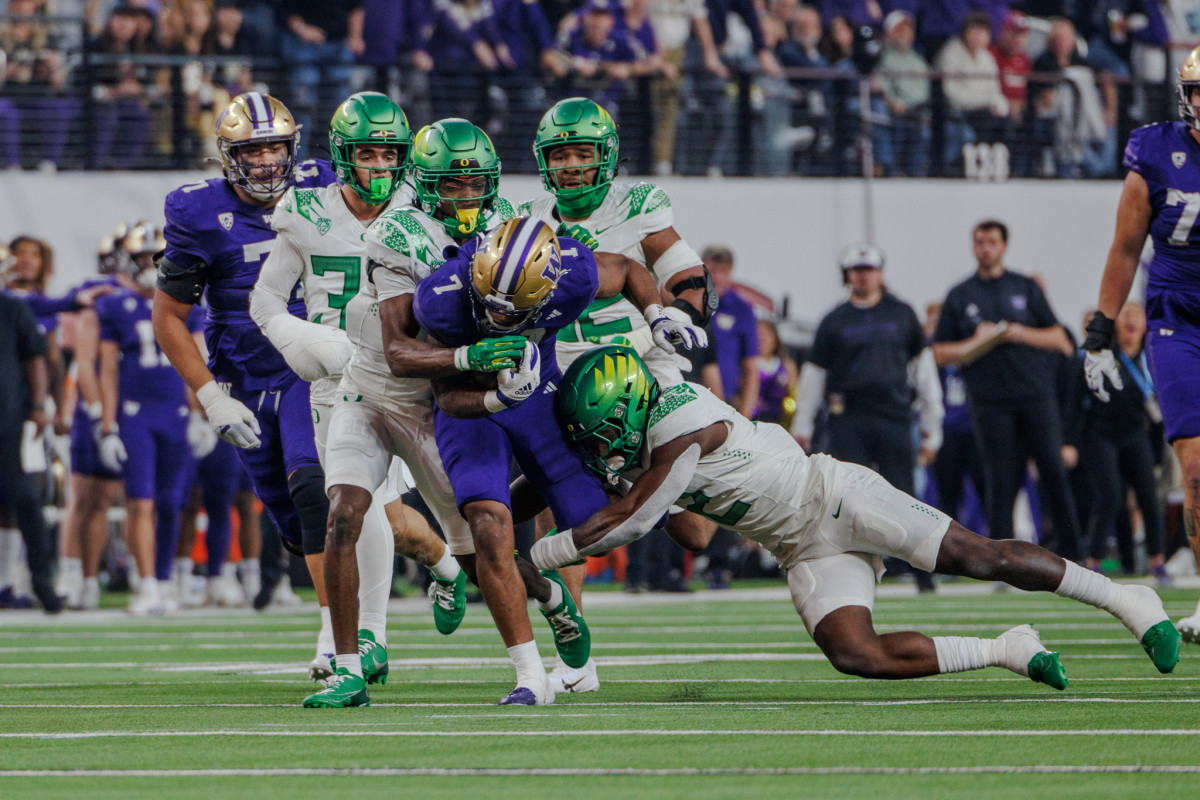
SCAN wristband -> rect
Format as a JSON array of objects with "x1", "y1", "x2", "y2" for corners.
[
  {"x1": 483, "y1": 390, "x2": 507, "y2": 414},
  {"x1": 1082, "y1": 312, "x2": 1115, "y2": 352},
  {"x1": 454, "y1": 346, "x2": 471, "y2": 372},
  {"x1": 643, "y1": 304, "x2": 666, "y2": 327},
  {"x1": 670, "y1": 297, "x2": 705, "y2": 327},
  {"x1": 195, "y1": 381, "x2": 225, "y2": 409}
]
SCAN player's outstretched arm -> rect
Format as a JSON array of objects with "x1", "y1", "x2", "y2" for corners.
[
  {"x1": 595, "y1": 252, "x2": 707, "y2": 352},
  {"x1": 153, "y1": 290, "x2": 218, "y2": 396},
  {"x1": 1097, "y1": 170, "x2": 1152, "y2": 320}
]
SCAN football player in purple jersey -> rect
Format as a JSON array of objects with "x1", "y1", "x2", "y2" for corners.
[
  {"x1": 406, "y1": 216, "x2": 703, "y2": 704},
  {"x1": 96, "y1": 223, "x2": 197, "y2": 614},
  {"x1": 152, "y1": 92, "x2": 341, "y2": 678},
  {"x1": 1086, "y1": 47, "x2": 1200, "y2": 643}
]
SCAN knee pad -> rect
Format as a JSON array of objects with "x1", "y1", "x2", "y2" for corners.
[{"x1": 287, "y1": 465, "x2": 330, "y2": 556}]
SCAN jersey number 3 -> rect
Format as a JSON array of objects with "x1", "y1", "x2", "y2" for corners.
[{"x1": 311, "y1": 256, "x2": 361, "y2": 330}]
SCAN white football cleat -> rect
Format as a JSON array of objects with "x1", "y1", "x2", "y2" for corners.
[
  {"x1": 77, "y1": 578, "x2": 100, "y2": 611},
  {"x1": 206, "y1": 575, "x2": 245, "y2": 608},
  {"x1": 308, "y1": 652, "x2": 335, "y2": 684},
  {"x1": 1178, "y1": 613, "x2": 1200, "y2": 645},
  {"x1": 271, "y1": 576, "x2": 304, "y2": 607},
  {"x1": 498, "y1": 675, "x2": 555, "y2": 706},
  {"x1": 548, "y1": 656, "x2": 599, "y2": 694},
  {"x1": 126, "y1": 587, "x2": 168, "y2": 617}
]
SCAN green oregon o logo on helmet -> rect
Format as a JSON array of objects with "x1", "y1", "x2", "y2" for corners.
[
  {"x1": 557, "y1": 345, "x2": 658, "y2": 480},
  {"x1": 411, "y1": 118, "x2": 501, "y2": 239},
  {"x1": 329, "y1": 91, "x2": 413, "y2": 205},
  {"x1": 533, "y1": 97, "x2": 619, "y2": 219}
]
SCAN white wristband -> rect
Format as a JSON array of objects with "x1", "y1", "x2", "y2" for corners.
[
  {"x1": 643, "y1": 304, "x2": 666, "y2": 327},
  {"x1": 531, "y1": 528, "x2": 582, "y2": 570},
  {"x1": 454, "y1": 346, "x2": 470, "y2": 372},
  {"x1": 483, "y1": 390, "x2": 506, "y2": 414},
  {"x1": 195, "y1": 381, "x2": 226, "y2": 410}
]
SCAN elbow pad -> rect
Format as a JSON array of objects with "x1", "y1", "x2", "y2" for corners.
[
  {"x1": 155, "y1": 256, "x2": 207, "y2": 305},
  {"x1": 667, "y1": 266, "x2": 718, "y2": 326}
]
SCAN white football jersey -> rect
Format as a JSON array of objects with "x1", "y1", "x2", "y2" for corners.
[
  {"x1": 626, "y1": 382, "x2": 836, "y2": 568},
  {"x1": 349, "y1": 196, "x2": 517, "y2": 400},
  {"x1": 270, "y1": 182, "x2": 416, "y2": 404},
  {"x1": 519, "y1": 181, "x2": 674, "y2": 341}
]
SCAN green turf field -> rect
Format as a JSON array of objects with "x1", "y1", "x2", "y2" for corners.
[{"x1": 1, "y1": 579, "x2": 1197, "y2": 799}]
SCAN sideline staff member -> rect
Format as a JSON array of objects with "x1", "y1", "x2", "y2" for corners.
[
  {"x1": 932, "y1": 219, "x2": 1080, "y2": 559},
  {"x1": 0, "y1": 291, "x2": 62, "y2": 612}
]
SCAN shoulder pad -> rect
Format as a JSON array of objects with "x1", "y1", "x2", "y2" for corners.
[
  {"x1": 285, "y1": 187, "x2": 334, "y2": 236},
  {"x1": 493, "y1": 197, "x2": 517, "y2": 221},
  {"x1": 369, "y1": 211, "x2": 425, "y2": 259},
  {"x1": 623, "y1": 182, "x2": 670, "y2": 219},
  {"x1": 164, "y1": 179, "x2": 223, "y2": 226}
]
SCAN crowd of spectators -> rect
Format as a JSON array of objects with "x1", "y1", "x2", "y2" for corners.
[{"x1": 0, "y1": 0, "x2": 1194, "y2": 175}]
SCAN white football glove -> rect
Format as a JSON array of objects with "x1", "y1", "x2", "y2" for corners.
[
  {"x1": 98, "y1": 429, "x2": 127, "y2": 473},
  {"x1": 264, "y1": 313, "x2": 354, "y2": 382},
  {"x1": 196, "y1": 381, "x2": 261, "y2": 449},
  {"x1": 187, "y1": 409, "x2": 218, "y2": 459},
  {"x1": 1084, "y1": 348, "x2": 1123, "y2": 403},
  {"x1": 645, "y1": 304, "x2": 708, "y2": 353},
  {"x1": 489, "y1": 341, "x2": 541, "y2": 411}
]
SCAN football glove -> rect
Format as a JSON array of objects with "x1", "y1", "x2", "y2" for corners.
[
  {"x1": 454, "y1": 335, "x2": 527, "y2": 372},
  {"x1": 556, "y1": 223, "x2": 599, "y2": 251},
  {"x1": 197, "y1": 381, "x2": 261, "y2": 449},
  {"x1": 98, "y1": 429, "x2": 127, "y2": 473},
  {"x1": 645, "y1": 304, "x2": 708, "y2": 353},
  {"x1": 1082, "y1": 311, "x2": 1123, "y2": 403},
  {"x1": 187, "y1": 409, "x2": 218, "y2": 459},
  {"x1": 489, "y1": 341, "x2": 541, "y2": 411}
]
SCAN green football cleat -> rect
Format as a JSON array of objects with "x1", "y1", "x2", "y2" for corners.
[
  {"x1": 1027, "y1": 650, "x2": 1069, "y2": 690},
  {"x1": 302, "y1": 667, "x2": 369, "y2": 708},
  {"x1": 539, "y1": 569, "x2": 591, "y2": 669},
  {"x1": 429, "y1": 571, "x2": 467, "y2": 635},
  {"x1": 1140, "y1": 619, "x2": 1182, "y2": 674},
  {"x1": 358, "y1": 629, "x2": 389, "y2": 685}
]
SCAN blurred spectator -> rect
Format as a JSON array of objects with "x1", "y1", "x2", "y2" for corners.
[
  {"x1": 878, "y1": 9, "x2": 931, "y2": 175},
  {"x1": 357, "y1": 0, "x2": 418, "y2": 68},
  {"x1": 91, "y1": 3, "x2": 155, "y2": 169},
  {"x1": 0, "y1": 290, "x2": 60, "y2": 613},
  {"x1": 417, "y1": 0, "x2": 504, "y2": 122},
  {"x1": 931, "y1": 219, "x2": 1081, "y2": 560},
  {"x1": 1033, "y1": 16, "x2": 1117, "y2": 177},
  {"x1": 0, "y1": 0, "x2": 80, "y2": 170},
  {"x1": 706, "y1": 0, "x2": 783, "y2": 76},
  {"x1": 753, "y1": 317, "x2": 798, "y2": 425},
  {"x1": 1075, "y1": 303, "x2": 1168, "y2": 580},
  {"x1": 541, "y1": 0, "x2": 585, "y2": 32},
  {"x1": 212, "y1": 0, "x2": 251, "y2": 55},
  {"x1": 648, "y1": 0, "x2": 727, "y2": 175},
  {"x1": 776, "y1": 3, "x2": 825, "y2": 67},
  {"x1": 490, "y1": 0, "x2": 560, "y2": 168},
  {"x1": 704, "y1": 243, "x2": 760, "y2": 419},
  {"x1": 560, "y1": 0, "x2": 645, "y2": 117},
  {"x1": 817, "y1": 0, "x2": 881, "y2": 28},
  {"x1": 162, "y1": 0, "x2": 215, "y2": 54},
  {"x1": 990, "y1": 10, "x2": 1030, "y2": 121},
  {"x1": 918, "y1": 0, "x2": 970, "y2": 59},
  {"x1": 1075, "y1": 0, "x2": 1140, "y2": 79},
  {"x1": 822, "y1": 16, "x2": 894, "y2": 175},
  {"x1": 279, "y1": 0, "x2": 364, "y2": 145},
  {"x1": 936, "y1": 11, "x2": 1008, "y2": 167}
]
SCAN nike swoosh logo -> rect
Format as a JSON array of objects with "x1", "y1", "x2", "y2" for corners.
[
  {"x1": 564, "y1": 677, "x2": 587, "y2": 691},
  {"x1": 832, "y1": 498, "x2": 843, "y2": 519}
]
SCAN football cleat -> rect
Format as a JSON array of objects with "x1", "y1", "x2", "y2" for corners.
[
  {"x1": 77, "y1": 578, "x2": 100, "y2": 611},
  {"x1": 206, "y1": 575, "x2": 245, "y2": 608},
  {"x1": 428, "y1": 571, "x2": 467, "y2": 634},
  {"x1": 997, "y1": 624, "x2": 1067, "y2": 690},
  {"x1": 1178, "y1": 613, "x2": 1200, "y2": 645},
  {"x1": 538, "y1": 569, "x2": 591, "y2": 669},
  {"x1": 271, "y1": 576, "x2": 304, "y2": 607},
  {"x1": 309, "y1": 652, "x2": 335, "y2": 684},
  {"x1": 549, "y1": 656, "x2": 599, "y2": 694},
  {"x1": 1141, "y1": 620, "x2": 1182, "y2": 674},
  {"x1": 126, "y1": 587, "x2": 171, "y2": 617},
  {"x1": 498, "y1": 677, "x2": 554, "y2": 706},
  {"x1": 358, "y1": 629, "x2": 389, "y2": 685},
  {"x1": 302, "y1": 667, "x2": 369, "y2": 708}
]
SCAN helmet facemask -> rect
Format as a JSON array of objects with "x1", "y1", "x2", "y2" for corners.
[
  {"x1": 416, "y1": 171, "x2": 498, "y2": 238},
  {"x1": 220, "y1": 136, "x2": 299, "y2": 202}
]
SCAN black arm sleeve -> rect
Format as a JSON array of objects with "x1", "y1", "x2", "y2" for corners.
[{"x1": 155, "y1": 255, "x2": 208, "y2": 305}]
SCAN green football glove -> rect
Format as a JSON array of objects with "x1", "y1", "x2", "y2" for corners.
[
  {"x1": 454, "y1": 336, "x2": 527, "y2": 372},
  {"x1": 556, "y1": 223, "x2": 599, "y2": 251}
]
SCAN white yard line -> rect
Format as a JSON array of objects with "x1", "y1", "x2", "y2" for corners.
[
  {"x1": 3, "y1": 729, "x2": 1199, "y2": 740},
  {"x1": 1, "y1": 698, "x2": 1197, "y2": 709}
]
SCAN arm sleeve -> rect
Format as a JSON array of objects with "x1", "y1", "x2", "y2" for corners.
[
  {"x1": 790, "y1": 361, "x2": 826, "y2": 439},
  {"x1": 250, "y1": 233, "x2": 305, "y2": 331}
]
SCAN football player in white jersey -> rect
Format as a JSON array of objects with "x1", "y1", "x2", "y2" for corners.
[
  {"x1": 534, "y1": 346, "x2": 1183, "y2": 687},
  {"x1": 517, "y1": 97, "x2": 715, "y2": 693},
  {"x1": 250, "y1": 94, "x2": 479, "y2": 708}
]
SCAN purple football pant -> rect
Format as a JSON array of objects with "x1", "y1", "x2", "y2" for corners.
[{"x1": 119, "y1": 401, "x2": 192, "y2": 582}]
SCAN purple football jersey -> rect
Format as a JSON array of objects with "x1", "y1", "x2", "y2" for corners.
[
  {"x1": 1124, "y1": 122, "x2": 1200, "y2": 291},
  {"x1": 412, "y1": 233, "x2": 599, "y2": 384},
  {"x1": 162, "y1": 159, "x2": 337, "y2": 392},
  {"x1": 96, "y1": 289, "x2": 197, "y2": 406}
]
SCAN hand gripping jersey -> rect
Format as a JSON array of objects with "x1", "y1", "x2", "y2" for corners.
[
  {"x1": 412, "y1": 232, "x2": 598, "y2": 384},
  {"x1": 267, "y1": 182, "x2": 414, "y2": 405},
  {"x1": 358, "y1": 196, "x2": 517, "y2": 399},
  {"x1": 162, "y1": 160, "x2": 337, "y2": 392},
  {"x1": 518, "y1": 181, "x2": 675, "y2": 347}
]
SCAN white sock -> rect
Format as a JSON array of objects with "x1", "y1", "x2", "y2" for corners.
[
  {"x1": 507, "y1": 639, "x2": 545, "y2": 687},
  {"x1": 83, "y1": 576, "x2": 99, "y2": 595},
  {"x1": 317, "y1": 605, "x2": 335, "y2": 654},
  {"x1": 240, "y1": 558, "x2": 260, "y2": 582},
  {"x1": 336, "y1": 652, "x2": 363, "y2": 678},
  {"x1": 536, "y1": 578, "x2": 563, "y2": 614},
  {"x1": 140, "y1": 578, "x2": 160, "y2": 601},
  {"x1": 174, "y1": 557, "x2": 194, "y2": 586},
  {"x1": 429, "y1": 546, "x2": 460, "y2": 582},
  {"x1": 932, "y1": 636, "x2": 988, "y2": 673},
  {"x1": 356, "y1": 498, "x2": 395, "y2": 647},
  {"x1": 59, "y1": 556, "x2": 82, "y2": 580},
  {"x1": 1055, "y1": 560, "x2": 1161, "y2": 638}
]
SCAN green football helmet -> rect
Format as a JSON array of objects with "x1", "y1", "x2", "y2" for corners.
[
  {"x1": 329, "y1": 91, "x2": 413, "y2": 205},
  {"x1": 557, "y1": 345, "x2": 659, "y2": 481},
  {"x1": 533, "y1": 97, "x2": 619, "y2": 219},
  {"x1": 411, "y1": 118, "x2": 501, "y2": 239}
]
